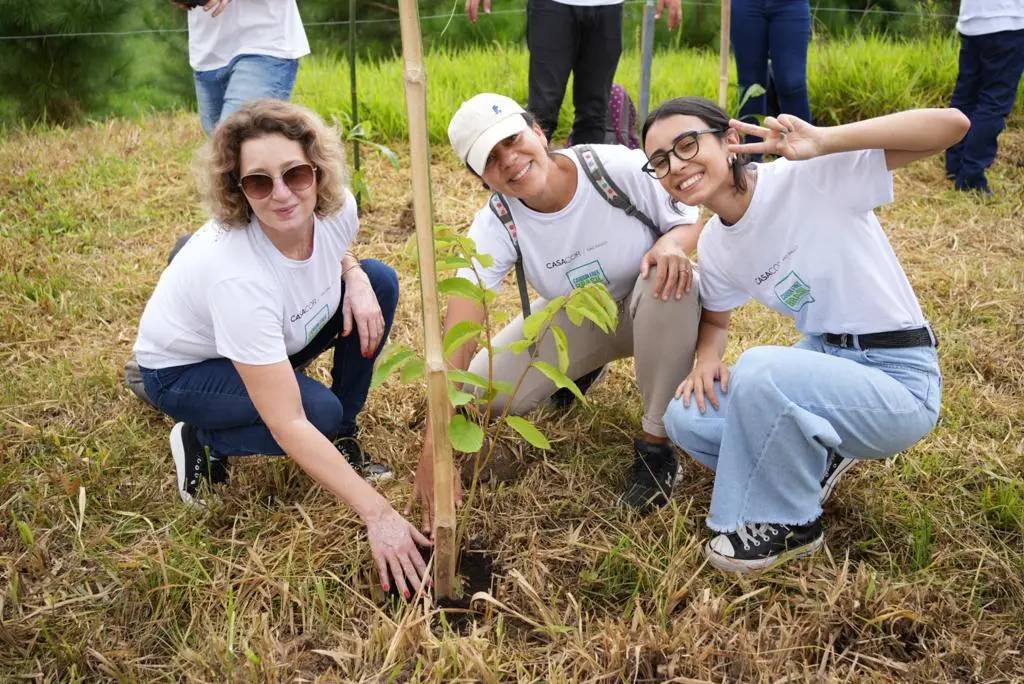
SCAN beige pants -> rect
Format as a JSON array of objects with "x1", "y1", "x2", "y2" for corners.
[{"x1": 467, "y1": 268, "x2": 700, "y2": 437}]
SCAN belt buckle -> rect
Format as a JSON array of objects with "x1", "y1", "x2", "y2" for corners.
[{"x1": 840, "y1": 333, "x2": 850, "y2": 348}]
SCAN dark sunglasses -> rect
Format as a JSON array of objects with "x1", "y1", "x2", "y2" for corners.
[
  {"x1": 642, "y1": 129, "x2": 723, "y2": 179},
  {"x1": 238, "y1": 163, "x2": 317, "y2": 200}
]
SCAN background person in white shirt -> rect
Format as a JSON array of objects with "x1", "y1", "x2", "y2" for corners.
[
  {"x1": 642, "y1": 97, "x2": 969, "y2": 574},
  {"x1": 411, "y1": 93, "x2": 702, "y2": 531},
  {"x1": 178, "y1": 0, "x2": 310, "y2": 135},
  {"x1": 133, "y1": 100, "x2": 430, "y2": 599},
  {"x1": 945, "y1": 0, "x2": 1024, "y2": 194}
]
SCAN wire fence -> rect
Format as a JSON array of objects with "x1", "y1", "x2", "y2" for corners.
[{"x1": 0, "y1": 1, "x2": 958, "y2": 42}]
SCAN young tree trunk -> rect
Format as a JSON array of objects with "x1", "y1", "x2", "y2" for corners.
[{"x1": 396, "y1": 0, "x2": 457, "y2": 598}]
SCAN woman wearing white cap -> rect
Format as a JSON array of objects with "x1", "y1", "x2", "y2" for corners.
[{"x1": 411, "y1": 93, "x2": 703, "y2": 528}]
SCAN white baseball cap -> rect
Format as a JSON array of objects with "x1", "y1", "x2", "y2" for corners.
[{"x1": 447, "y1": 93, "x2": 528, "y2": 176}]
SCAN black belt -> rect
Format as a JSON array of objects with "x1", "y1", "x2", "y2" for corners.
[{"x1": 823, "y1": 326, "x2": 937, "y2": 350}]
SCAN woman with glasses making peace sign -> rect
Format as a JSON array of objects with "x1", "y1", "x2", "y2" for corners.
[
  {"x1": 132, "y1": 99, "x2": 431, "y2": 598},
  {"x1": 642, "y1": 97, "x2": 969, "y2": 574}
]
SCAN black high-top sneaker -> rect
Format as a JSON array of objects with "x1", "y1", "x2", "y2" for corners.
[
  {"x1": 550, "y1": 364, "x2": 609, "y2": 410},
  {"x1": 620, "y1": 439, "x2": 680, "y2": 512},
  {"x1": 335, "y1": 429, "x2": 393, "y2": 484},
  {"x1": 705, "y1": 518, "x2": 824, "y2": 574},
  {"x1": 819, "y1": 449, "x2": 856, "y2": 504},
  {"x1": 169, "y1": 422, "x2": 228, "y2": 507}
]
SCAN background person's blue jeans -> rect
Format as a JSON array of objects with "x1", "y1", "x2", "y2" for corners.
[
  {"x1": 945, "y1": 29, "x2": 1024, "y2": 192},
  {"x1": 663, "y1": 335, "x2": 941, "y2": 533},
  {"x1": 731, "y1": 0, "x2": 812, "y2": 160},
  {"x1": 194, "y1": 54, "x2": 300, "y2": 136},
  {"x1": 140, "y1": 260, "x2": 399, "y2": 458}
]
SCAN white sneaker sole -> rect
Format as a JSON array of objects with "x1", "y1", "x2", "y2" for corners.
[
  {"x1": 169, "y1": 422, "x2": 200, "y2": 508},
  {"x1": 705, "y1": 534, "x2": 824, "y2": 574},
  {"x1": 819, "y1": 456, "x2": 857, "y2": 505}
]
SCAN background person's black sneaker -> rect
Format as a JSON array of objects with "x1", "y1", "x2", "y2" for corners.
[
  {"x1": 620, "y1": 439, "x2": 679, "y2": 512},
  {"x1": 705, "y1": 518, "x2": 824, "y2": 573},
  {"x1": 549, "y1": 364, "x2": 608, "y2": 410},
  {"x1": 819, "y1": 449, "x2": 856, "y2": 504},
  {"x1": 170, "y1": 422, "x2": 227, "y2": 507},
  {"x1": 335, "y1": 431, "x2": 393, "y2": 484}
]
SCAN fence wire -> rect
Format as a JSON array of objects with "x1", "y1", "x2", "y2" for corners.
[{"x1": 0, "y1": 1, "x2": 958, "y2": 42}]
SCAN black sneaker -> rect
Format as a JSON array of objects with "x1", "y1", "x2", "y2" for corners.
[
  {"x1": 819, "y1": 449, "x2": 856, "y2": 505},
  {"x1": 705, "y1": 518, "x2": 824, "y2": 574},
  {"x1": 550, "y1": 364, "x2": 608, "y2": 409},
  {"x1": 170, "y1": 422, "x2": 228, "y2": 507},
  {"x1": 335, "y1": 431, "x2": 393, "y2": 484},
  {"x1": 620, "y1": 439, "x2": 679, "y2": 512}
]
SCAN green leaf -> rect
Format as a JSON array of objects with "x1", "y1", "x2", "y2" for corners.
[
  {"x1": 736, "y1": 83, "x2": 767, "y2": 119},
  {"x1": 447, "y1": 369, "x2": 490, "y2": 388},
  {"x1": 437, "y1": 255, "x2": 473, "y2": 271},
  {"x1": 551, "y1": 325, "x2": 570, "y2": 373},
  {"x1": 400, "y1": 357, "x2": 425, "y2": 383},
  {"x1": 443, "y1": 320, "x2": 483, "y2": 357},
  {"x1": 508, "y1": 339, "x2": 534, "y2": 355},
  {"x1": 521, "y1": 308, "x2": 551, "y2": 341},
  {"x1": 490, "y1": 380, "x2": 515, "y2": 394},
  {"x1": 505, "y1": 416, "x2": 551, "y2": 450},
  {"x1": 371, "y1": 346, "x2": 416, "y2": 388},
  {"x1": 447, "y1": 382, "x2": 475, "y2": 407},
  {"x1": 475, "y1": 252, "x2": 494, "y2": 268},
  {"x1": 531, "y1": 361, "x2": 584, "y2": 402},
  {"x1": 448, "y1": 414, "x2": 484, "y2": 453},
  {"x1": 438, "y1": 276, "x2": 485, "y2": 302}
]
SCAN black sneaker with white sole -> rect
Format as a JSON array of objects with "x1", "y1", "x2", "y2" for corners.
[
  {"x1": 550, "y1": 364, "x2": 608, "y2": 410},
  {"x1": 620, "y1": 439, "x2": 679, "y2": 512},
  {"x1": 335, "y1": 431, "x2": 393, "y2": 484},
  {"x1": 170, "y1": 422, "x2": 228, "y2": 507},
  {"x1": 705, "y1": 518, "x2": 824, "y2": 573},
  {"x1": 819, "y1": 449, "x2": 856, "y2": 505}
]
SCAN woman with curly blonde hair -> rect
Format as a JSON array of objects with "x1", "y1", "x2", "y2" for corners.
[{"x1": 133, "y1": 99, "x2": 430, "y2": 597}]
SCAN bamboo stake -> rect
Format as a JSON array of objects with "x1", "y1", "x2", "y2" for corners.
[
  {"x1": 638, "y1": 0, "x2": 656, "y2": 123},
  {"x1": 718, "y1": 0, "x2": 731, "y2": 109},
  {"x1": 396, "y1": 0, "x2": 457, "y2": 598},
  {"x1": 349, "y1": 0, "x2": 361, "y2": 206}
]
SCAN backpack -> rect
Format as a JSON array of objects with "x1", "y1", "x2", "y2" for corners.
[
  {"x1": 487, "y1": 144, "x2": 660, "y2": 319},
  {"x1": 605, "y1": 84, "x2": 640, "y2": 149}
]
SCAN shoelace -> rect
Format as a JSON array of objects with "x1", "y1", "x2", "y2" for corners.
[{"x1": 735, "y1": 523, "x2": 780, "y2": 551}]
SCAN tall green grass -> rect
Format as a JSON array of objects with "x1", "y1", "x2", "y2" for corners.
[{"x1": 295, "y1": 34, "x2": 1023, "y2": 144}]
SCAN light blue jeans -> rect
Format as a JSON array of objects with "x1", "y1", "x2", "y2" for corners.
[
  {"x1": 194, "y1": 54, "x2": 300, "y2": 136},
  {"x1": 663, "y1": 335, "x2": 941, "y2": 532}
]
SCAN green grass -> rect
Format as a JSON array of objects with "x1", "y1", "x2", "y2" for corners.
[
  {"x1": 291, "y1": 34, "x2": 1024, "y2": 143},
  {"x1": 1, "y1": 49, "x2": 1023, "y2": 679}
]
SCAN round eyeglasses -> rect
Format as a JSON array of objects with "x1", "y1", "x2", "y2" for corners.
[
  {"x1": 238, "y1": 163, "x2": 317, "y2": 200},
  {"x1": 642, "y1": 129, "x2": 723, "y2": 179}
]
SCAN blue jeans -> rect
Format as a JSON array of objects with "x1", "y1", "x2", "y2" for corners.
[
  {"x1": 663, "y1": 335, "x2": 941, "y2": 533},
  {"x1": 194, "y1": 54, "x2": 300, "y2": 136},
  {"x1": 731, "y1": 0, "x2": 812, "y2": 160},
  {"x1": 140, "y1": 260, "x2": 399, "y2": 457},
  {"x1": 945, "y1": 29, "x2": 1024, "y2": 192}
]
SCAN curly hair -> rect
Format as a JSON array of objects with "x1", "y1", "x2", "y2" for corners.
[{"x1": 197, "y1": 99, "x2": 349, "y2": 227}]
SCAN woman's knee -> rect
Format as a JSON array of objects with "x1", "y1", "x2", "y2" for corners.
[
  {"x1": 302, "y1": 390, "x2": 345, "y2": 439},
  {"x1": 663, "y1": 396, "x2": 705, "y2": 450},
  {"x1": 359, "y1": 259, "x2": 400, "y2": 316}
]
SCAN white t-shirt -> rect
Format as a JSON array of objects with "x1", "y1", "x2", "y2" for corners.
[
  {"x1": 957, "y1": 0, "x2": 1024, "y2": 35},
  {"x1": 187, "y1": 0, "x2": 310, "y2": 72},
  {"x1": 553, "y1": 1, "x2": 623, "y2": 6},
  {"x1": 697, "y1": 149, "x2": 926, "y2": 335},
  {"x1": 134, "y1": 190, "x2": 359, "y2": 369},
  {"x1": 458, "y1": 145, "x2": 699, "y2": 302}
]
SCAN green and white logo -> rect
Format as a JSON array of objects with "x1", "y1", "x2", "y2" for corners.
[
  {"x1": 566, "y1": 260, "x2": 609, "y2": 289},
  {"x1": 304, "y1": 304, "x2": 330, "y2": 343},
  {"x1": 774, "y1": 271, "x2": 815, "y2": 311}
]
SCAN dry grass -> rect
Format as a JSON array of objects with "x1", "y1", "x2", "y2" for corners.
[{"x1": 1, "y1": 112, "x2": 1022, "y2": 682}]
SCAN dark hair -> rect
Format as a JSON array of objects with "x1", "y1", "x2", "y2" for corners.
[
  {"x1": 641, "y1": 96, "x2": 749, "y2": 193},
  {"x1": 465, "y1": 111, "x2": 545, "y2": 187}
]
